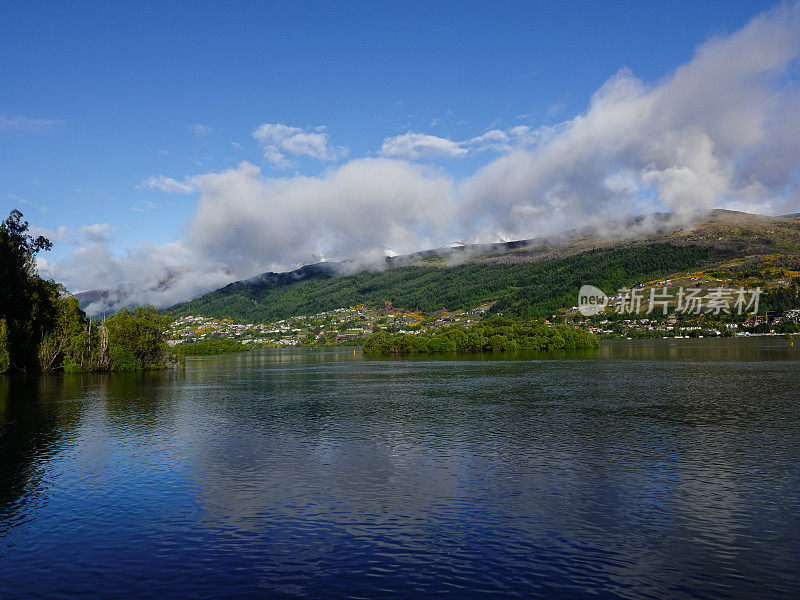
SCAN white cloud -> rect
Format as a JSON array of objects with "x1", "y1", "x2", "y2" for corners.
[
  {"x1": 464, "y1": 129, "x2": 517, "y2": 153},
  {"x1": 465, "y1": 129, "x2": 508, "y2": 146},
  {"x1": 80, "y1": 223, "x2": 113, "y2": 242},
  {"x1": 253, "y1": 123, "x2": 346, "y2": 168},
  {"x1": 140, "y1": 175, "x2": 196, "y2": 194},
  {"x1": 380, "y1": 127, "x2": 540, "y2": 160},
  {"x1": 187, "y1": 122, "x2": 213, "y2": 136},
  {"x1": 37, "y1": 239, "x2": 235, "y2": 314},
  {"x1": 0, "y1": 113, "x2": 63, "y2": 133},
  {"x1": 187, "y1": 159, "x2": 454, "y2": 274},
  {"x1": 29, "y1": 224, "x2": 68, "y2": 242},
  {"x1": 40, "y1": 158, "x2": 455, "y2": 312},
  {"x1": 460, "y1": 2, "x2": 800, "y2": 239},
  {"x1": 131, "y1": 200, "x2": 157, "y2": 213},
  {"x1": 380, "y1": 133, "x2": 467, "y2": 160}
]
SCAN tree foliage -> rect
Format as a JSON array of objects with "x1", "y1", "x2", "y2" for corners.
[
  {"x1": 363, "y1": 319, "x2": 598, "y2": 355},
  {"x1": 172, "y1": 338, "x2": 248, "y2": 356},
  {"x1": 761, "y1": 279, "x2": 800, "y2": 315},
  {"x1": 39, "y1": 293, "x2": 95, "y2": 372},
  {"x1": 104, "y1": 307, "x2": 174, "y2": 371},
  {"x1": 0, "y1": 210, "x2": 56, "y2": 373}
]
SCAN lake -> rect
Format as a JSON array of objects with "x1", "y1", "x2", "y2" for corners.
[{"x1": 1, "y1": 337, "x2": 799, "y2": 599}]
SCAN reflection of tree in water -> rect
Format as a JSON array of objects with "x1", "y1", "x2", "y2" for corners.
[
  {"x1": 0, "y1": 370, "x2": 182, "y2": 518},
  {"x1": 97, "y1": 370, "x2": 181, "y2": 435},
  {"x1": 0, "y1": 376, "x2": 83, "y2": 515}
]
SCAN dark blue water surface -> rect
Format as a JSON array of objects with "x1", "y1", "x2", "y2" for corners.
[{"x1": 1, "y1": 337, "x2": 799, "y2": 599}]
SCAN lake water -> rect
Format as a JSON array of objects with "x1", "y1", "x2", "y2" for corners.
[{"x1": 1, "y1": 338, "x2": 799, "y2": 599}]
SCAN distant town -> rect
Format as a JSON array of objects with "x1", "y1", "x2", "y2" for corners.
[
  {"x1": 167, "y1": 301, "x2": 497, "y2": 348},
  {"x1": 167, "y1": 291, "x2": 800, "y2": 348}
]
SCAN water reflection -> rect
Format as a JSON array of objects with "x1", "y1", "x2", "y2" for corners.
[
  {"x1": 1, "y1": 338, "x2": 799, "y2": 598},
  {"x1": 0, "y1": 376, "x2": 84, "y2": 516},
  {"x1": 596, "y1": 336, "x2": 800, "y2": 361}
]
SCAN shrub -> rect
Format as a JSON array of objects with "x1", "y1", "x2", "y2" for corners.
[{"x1": 109, "y1": 346, "x2": 142, "y2": 372}]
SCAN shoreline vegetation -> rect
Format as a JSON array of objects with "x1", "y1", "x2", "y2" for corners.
[
  {"x1": 1, "y1": 210, "x2": 175, "y2": 375},
  {"x1": 363, "y1": 319, "x2": 598, "y2": 355},
  {"x1": 172, "y1": 339, "x2": 248, "y2": 356}
]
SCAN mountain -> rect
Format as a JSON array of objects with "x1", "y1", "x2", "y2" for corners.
[
  {"x1": 163, "y1": 210, "x2": 800, "y2": 323},
  {"x1": 73, "y1": 270, "x2": 186, "y2": 315}
]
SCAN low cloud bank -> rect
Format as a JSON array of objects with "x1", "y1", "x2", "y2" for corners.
[
  {"x1": 37, "y1": 3, "x2": 800, "y2": 314},
  {"x1": 460, "y1": 2, "x2": 800, "y2": 238}
]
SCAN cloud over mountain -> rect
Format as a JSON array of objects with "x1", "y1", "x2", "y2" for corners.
[
  {"x1": 187, "y1": 159, "x2": 454, "y2": 274},
  {"x1": 460, "y1": 2, "x2": 800, "y2": 237},
  {"x1": 38, "y1": 3, "x2": 800, "y2": 312}
]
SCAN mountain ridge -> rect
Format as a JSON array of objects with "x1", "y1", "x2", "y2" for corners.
[
  {"x1": 161, "y1": 209, "x2": 800, "y2": 323},
  {"x1": 73, "y1": 209, "x2": 800, "y2": 320}
]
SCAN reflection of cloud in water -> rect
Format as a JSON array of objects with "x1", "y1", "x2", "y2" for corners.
[
  {"x1": 5, "y1": 342, "x2": 798, "y2": 597},
  {"x1": 176, "y1": 345, "x2": 800, "y2": 597}
]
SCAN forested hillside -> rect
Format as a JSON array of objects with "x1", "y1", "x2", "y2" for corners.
[{"x1": 166, "y1": 243, "x2": 730, "y2": 322}]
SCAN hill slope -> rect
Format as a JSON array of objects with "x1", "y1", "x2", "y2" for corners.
[{"x1": 164, "y1": 210, "x2": 800, "y2": 323}]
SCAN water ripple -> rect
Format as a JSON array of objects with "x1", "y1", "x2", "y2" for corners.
[{"x1": 1, "y1": 339, "x2": 799, "y2": 598}]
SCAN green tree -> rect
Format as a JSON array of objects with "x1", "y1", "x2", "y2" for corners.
[
  {"x1": 38, "y1": 293, "x2": 94, "y2": 372},
  {"x1": 0, "y1": 210, "x2": 177, "y2": 374},
  {"x1": 104, "y1": 306, "x2": 174, "y2": 370},
  {"x1": 0, "y1": 210, "x2": 55, "y2": 373},
  {"x1": 172, "y1": 339, "x2": 248, "y2": 356},
  {"x1": 363, "y1": 320, "x2": 598, "y2": 355}
]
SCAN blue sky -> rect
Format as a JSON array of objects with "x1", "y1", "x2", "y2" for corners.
[{"x1": 1, "y1": 1, "x2": 797, "y2": 309}]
